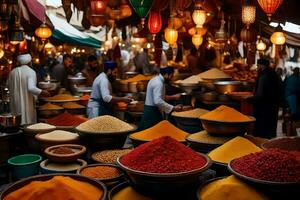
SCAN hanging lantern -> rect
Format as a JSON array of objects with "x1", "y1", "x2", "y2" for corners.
[
  {"x1": 44, "y1": 42, "x2": 54, "y2": 50},
  {"x1": 120, "y1": 4, "x2": 132, "y2": 18},
  {"x1": 164, "y1": 28, "x2": 178, "y2": 46},
  {"x1": 257, "y1": 39, "x2": 266, "y2": 51},
  {"x1": 148, "y1": 11, "x2": 162, "y2": 39},
  {"x1": 192, "y1": 34, "x2": 203, "y2": 49},
  {"x1": 270, "y1": 31, "x2": 286, "y2": 45},
  {"x1": 168, "y1": 17, "x2": 183, "y2": 30},
  {"x1": 242, "y1": 5, "x2": 256, "y2": 27},
  {"x1": 90, "y1": 0, "x2": 108, "y2": 16},
  {"x1": 192, "y1": 3, "x2": 206, "y2": 28},
  {"x1": 10, "y1": 22, "x2": 24, "y2": 45},
  {"x1": 129, "y1": 0, "x2": 154, "y2": 27},
  {"x1": 89, "y1": 15, "x2": 106, "y2": 26},
  {"x1": 109, "y1": 9, "x2": 122, "y2": 20},
  {"x1": 188, "y1": 27, "x2": 207, "y2": 36},
  {"x1": 240, "y1": 25, "x2": 257, "y2": 44},
  {"x1": 19, "y1": 40, "x2": 27, "y2": 53},
  {"x1": 257, "y1": 0, "x2": 283, "y2": 20},
  {"x1": 35, "y1": 23, "x2": 52, "y2": 41}
]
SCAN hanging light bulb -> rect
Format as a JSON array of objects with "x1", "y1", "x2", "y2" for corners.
[
  {"x1": 257, "y1": 39, "x2": 267, "y2": 51},
  {"x1": 164, "y1": 27, "x2": 178, "y2": 46},
  {"x1": 10, "y1": 22, "x2": 24, "y2": 45},
  {"x1": 192, "y1": 3, "x2": 206, "y2": 28},
  {"x1": 270, "y1": 31, "x2": 286, "y2": 45},
  {"x1": 192, "y1": 34, "x2": 203, "y2": 49},
  {"x1": 242, "y1": 5, "x2": 256, "y2": 27},
  {"x1": 35, "y1": 23, "x2": 52, "y2": 41}
]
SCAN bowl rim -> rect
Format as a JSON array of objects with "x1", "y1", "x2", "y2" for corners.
[
  {"x1": 116, "y1": 153, "x2": 212, "y2": 177},
  {"x1": 261, "y1": 136, "x2": 300, "y2": 150},
  {"x1": 199, "y1": 116, "x2": 256, "y2": 123},
  {"x1": 8, "y1": 154, "x2": 42, "y2": 166},
  {"x1": 77, "y1": 163, "x2": 125, "y2": 181},
  {"x1": 40, "y1": 158, "x2": 87, "y2": 172},
  {"x1": 75, "y1": 124, "x2": 137, "y2": 135},
  {"x1": 35, "y1": 132, "x2": 80, "y2": 143},
  {"x1": 108, "y1": 181, "x2": 130, "y2": 200},
  {"x1": 0, "y1": 173, "x2": 107, "y2": 200},
  {"x1": 44, "y1": 144, "x2": 86, "y2": 158},
  {"x1": 228, "y1": 159, "x2": 300, "y2": 185},
  {"x1": 128, "y1": 134, "x2": 187, "y2": 143},
  {"x1": 213, "y1": 80, "x2": 242, "y2": 85}
]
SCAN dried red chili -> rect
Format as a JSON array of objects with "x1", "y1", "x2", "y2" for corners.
[
  {"x1": 231, "y1": 148, "x2": 300, "y2": 182},
  {"x1": 46, "y1": 113, "x2": 87, "y2": 126},
  {"x1": 121, "y1": 136, "x2": 207, "y2": 173}
]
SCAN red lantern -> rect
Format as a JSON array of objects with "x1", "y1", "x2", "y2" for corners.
[
  {"x1": 148, "y1": 11, "x2": 162, "y2": 37},
  {"x1": 257, "y1": 0, "x2": 283, "y2": 20},
  {"x1": 90, "y1": 0, "x2": 108, "y2": 16}
]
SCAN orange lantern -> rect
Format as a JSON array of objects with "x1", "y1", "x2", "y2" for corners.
[
  {"x1": 192, "y1": 34, "x2": 203, "y2": 49},
  {"x1": 242, "y1": 5, "x2": 256, "y2": 27},
  {"x1": 188, "y1": 27, "x2": 207, "y2": 36},
  {"x1": 148, "y1": 11, "x2": 162, "y2": 36},
  {"x1": 257, "y1": 0, "x2": 283, "y2": 20},
  {"x1": 165, "y1": 28, "x2": 178, "y2": 46},
  {"x1": 35, "y1": 23, "x2": 52, "y2": 41},
  {"x1": 270, "y1": 31, "x2": 286, "y2": 45},
  {"x1": 90, "y1": 0, "x2": 108, "y2": 16},
  {"x1": 120, "y1": 4, "x2": 132, "y2": 18}
]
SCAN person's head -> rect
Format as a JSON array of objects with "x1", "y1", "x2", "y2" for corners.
[
  {"x1": 160, "y1": 67, "x2": 174, "y2": 84},
  {"x1": 104, "y1": 61, "x2": 118, "y2": 82},
  {"x1": 17, "y1": 53, "x2": 32, "y2": 66},
  {"x1": 63, "y1": 54, "x2": 73, "y2": 68},
  {"x1": 87, "y1": 55, "x2": 98, "y2": 71},
  {"x1": 293, "y1": 67, "x2": 300, "y2": 76},
  {"x1": 257, "y1": 58, "x2": 270, "y2": 73}
]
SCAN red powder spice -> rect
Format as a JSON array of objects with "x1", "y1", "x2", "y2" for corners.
[
  {"x1": 121, "y1": 136, "x2": 207, "y2": 173},
  {"x1": 232, "y1": 148, "x2": 300, "y2": 182},
  {"x1": 46, "y1": 113, "x2": 87, "y2": 126}
]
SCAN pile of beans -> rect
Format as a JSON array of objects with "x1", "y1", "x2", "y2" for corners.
[
  {"x1": 92, "y1": 149, "x2": 132, "y2": 163},
  {"x1": 231, "y1": 149, "x2": 300, "y2": 182}
]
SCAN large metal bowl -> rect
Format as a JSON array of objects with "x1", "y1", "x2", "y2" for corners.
[
  {"x1": 0, "y1": 113, "x2": 21, "y2": 128},
  {"x1": 213, "y1": 81, "x2": 242, "y2": 94},
  {"x1": 199, "y1": 117, "x2": 255, "y2": 136}
]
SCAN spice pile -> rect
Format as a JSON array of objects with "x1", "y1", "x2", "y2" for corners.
[
  {"x1": 172, "y1": 108, "x2": 209, "y2": 118},
  {"x1": 47, "y1": 94, "x2": 78, "y2": 101},
  {"x1": 37, "y1": 130, "x2": 79, "y2": 141},
  {"x1": 199, "y1": 176, "x2": 269, "y2": 200},
  {"x1": 231, "y1": 149, "x2": 300, "y2": 182},
  {"x1": 92, "y1": 149, "x2": 132, "y2": 163},
  {"x1": 80, "y1": 165, "x2": 122, "y2": 179},
  {"x1": 27, "y1": 123, "x2": 56, "y2": 130},
  {"x1": 62, "y1": 102, "x2": 85, "y2": 109},
  {"x1": 76, "y1": 115, "x2": 133, "y2": 133},
  {"x1": 121, "y1": 136, "x2": 207, "y2": 173},
  {"x1": 3, "y1": 176, "x2": 103, "y2": 200},
  {"x1": 262, "y1": 137, "x2": 300, "y2": 151},
  {"x1": 188, "y1": 131, "x2": 232, "y2": 144},
  {"x1": 208, "y1": 136, "x2": 262, "y2": 164},
  {"x1": 80, "y1": 94, "x2": 90, "y2": 101},
  {"x1": 47, "y1": 113, "x2": 88, "y2": 127},
  {"x1": 120, "y1": 74, "x2": 152, "y2": 84},
  {"x1": 112, "y1": 186, "x2": 151, "y2": 200},
  {"x1": 52, "y1": 146, "x2": 75, "y2": 154},
  {"x1": 200, "y1": 105, "x2": 252, "y2": 122},
  {"x1": 130, "y1": 120, "x2": 188, "y2": 141},
  {"x1": 39, "y1": 103, "x2": 63, "y2": 110}
]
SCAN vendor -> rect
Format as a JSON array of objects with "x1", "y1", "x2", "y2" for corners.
[
  {"x1": 81, "y1": 55, "x2": 100, "y2": 86},
  {"x1": 138, "y1": 66, "x2": 183, "y2": 130},
  {"x1": 51, "y1": 54, "x2": 74, "y2": 89},
  {"x1": 87, "y1": 61, "x2": 132, "y2": 118},
  {"x1": 7, "y1": 53, "x2": 50, "y2": 124}
]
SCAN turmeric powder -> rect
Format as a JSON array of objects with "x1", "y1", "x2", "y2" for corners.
[
  {"x1": 208, "y1": 136, "x2": 262, "y2": 163},
  {"x1": 62, "y1": 102, "x2": 85, "y2": 109},
  {"x1": 130, "y1": 120, "x2": 188, "y2": 141},
  {"x1": 39, "y1": 103, "x2": 63, "y2": 110},
  {"x1": 120, "y1": 74, "x2": 153, "y2": 84},
  {"x1": 3, "y1": 176, "x2": 103, "y2": 200},
  {"x1": 47, "y1": 94, "x2": 78, "y2": 101},
  {"x1": 200, "y1": 105, "x2": 252, "y2": 122},
  {"x1": 199, "y1": 176, "x2": 269, "y2": 200},
  {"x1": 112, "y1": 186, "x2": 151, "y2": 200}
]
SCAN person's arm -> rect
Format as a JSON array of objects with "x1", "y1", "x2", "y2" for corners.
[
  {"x1": 153, "y1": 83, "x2": 174, "y2": 114},
  {"x1": 165, "y1": 93, "x2": 181, "y2": 101},
  {"x1": 100, "y1": 79, "x2": 132, "y2": 103},
  {"x1": 27, "y1": 73, "x2": 42, "y2": 96}
]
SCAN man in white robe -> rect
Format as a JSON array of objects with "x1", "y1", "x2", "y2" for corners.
[{"x1": 7, "y1": 53, "x2": 49, "y2": 125}]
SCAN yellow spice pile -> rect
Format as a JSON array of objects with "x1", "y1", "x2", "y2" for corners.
[
  {"x1": 172, "y1": 108, "x2": 209, "y2": 118},
  {"x1": 200, "y1": 105, "x2": 252, "y2": 122},
  {"x1": 63, "y1": 102, "x2": 85, "y2": 109},
  {"x1": 208, "y1": 136, "x2": 262, "y2": 163},
  {"x1": 39, "y1": 103, "x2": 63, "y2": 110},
  {"x1": 120, "y1": 74, "x2": 153, "y2": 83},
  {"x1": 47, "y1": 94, "x2": 78, "y2": 101},
  {"x1": 77, "y1": 115, "x2": 133, "y2": 133}
]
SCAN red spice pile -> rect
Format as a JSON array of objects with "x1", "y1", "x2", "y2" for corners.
[
  {"x1": 46, "y1": 113, "x2": 87, "y2": 126},
  {"x1": 121, "y1": 136, "x2": 207, "y2": 173},
  {"x1": 232, "y1": 148, "x2": 300, "y2": 182}
]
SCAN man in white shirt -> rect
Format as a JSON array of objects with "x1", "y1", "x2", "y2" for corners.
[
  {"x1": 138, "y1": 66, "x2": 182, "y2": 130},
  {"x1": 7, "y1": 53, "x2": 50, "y2": 124},
  {"x1": 87, "y1": 61, "x2": 132, "y2": 118}
]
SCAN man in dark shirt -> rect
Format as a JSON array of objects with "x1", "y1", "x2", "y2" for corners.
[
  {"x1": 51, "y1": 54, "x2": 74, "y2": 89},
  {"x1": 285, "y1": 67, "x2": 300, "y2": 119},
  {"x1": 247, "y1": 58, "x2": 283, "y2": 139}
]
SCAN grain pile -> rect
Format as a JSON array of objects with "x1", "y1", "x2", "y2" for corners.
[
  {"x1": 76, "y1": 115, "x2": 133, "y2": 133},
  {"x1": 177, "y1": 75, "x2": 201, "y2": 84},
  {"x1": 39, "y1": 103, "x2": 63, "y2": 110},
  {"x1": 92, "y1": 149, "x2": 132, "y2": 163},
  {"x1": 198, "y1": 68, "x2": 231, "y2": 79},
  {"x1": 27, "y1": 123, "x2": 56, "y2": 130},
  {"x1": 172, "y1": 108, "x2": 209, "y2": 118},
  {"x1": 37, "y1": 130, "x2": 79, "y2": 141}
]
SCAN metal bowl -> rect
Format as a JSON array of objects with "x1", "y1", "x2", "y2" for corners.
[
  {"x1": 117, "y1": 154, "x2": 212, "y2": 198},
  {"x1": 75, "y1": 87, "x2": 92, "y2": 94},
  {"x1": 1, "y1": 174, "x2": 107, "y2": 199},
  {"x1": 213, "y1": 81, "x2": 242, "y2": 94},
  {"x1": 199, "y1": 117, "x2": 255, "y2": 136},
  {"x1": 199, "y1": 92, "x2": 218, "y2": 102},
  {"x1": 38, "y1": 81, "x2": 60, "y2": 91},
  {"x1": 0, "y1": 113, "x2": 21, "y2": 128},
  {"x1": 68, "y1": 73, "x2": 87, "y2": 85}
]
